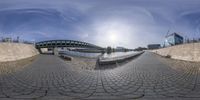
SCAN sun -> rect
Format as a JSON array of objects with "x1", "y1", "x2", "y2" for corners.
[
  {"x1": 109, "y1": 33, "x2": 117, "y2": 43},
  {"x1": 106, "y1": 29, "x2": 119, "y2": 46}
]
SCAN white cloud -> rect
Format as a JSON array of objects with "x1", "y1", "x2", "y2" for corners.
[{"x1": 0, "y1": 0, "x2": 200, "y2": 48}]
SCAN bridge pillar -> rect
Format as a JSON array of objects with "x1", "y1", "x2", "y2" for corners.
[
  {"x1": 37, "y1": 48, "x2": 42, "y2": 54},
  {"x1": 53, "y1": 47, "x2": 59, "y2": 56}
]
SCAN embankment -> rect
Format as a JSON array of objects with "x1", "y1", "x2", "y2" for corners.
[
  {"x1": 99, "y1": 51, "x2": 144, "y2": 65},
  {"x1": 0, "y1": 43, "x2": 39, "y2": 62},
  {"x1": 152, "y1": 43, "x2": 200, "y2": 62}
]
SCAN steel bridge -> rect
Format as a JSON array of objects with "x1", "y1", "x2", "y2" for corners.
[
  {"x1": 35, "y1": 40, "x2": 104, "y2": 54},
  {"x1": 36, "y1": 40, "x2": 103, "y2": 49}
]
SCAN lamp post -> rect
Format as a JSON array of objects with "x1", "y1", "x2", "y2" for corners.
[{"x1": 0, "y1": 32, "x2": 2, "y2": 42}]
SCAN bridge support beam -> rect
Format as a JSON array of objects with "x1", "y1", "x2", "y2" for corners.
[
  {"x1": 53, "y1": 47, "x2": 59, "y2": 56},
  {"x1": 37, "y1": 48, "x2": 42, "y2": 54}
]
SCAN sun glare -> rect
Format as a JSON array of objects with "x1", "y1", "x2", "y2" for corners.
[
  {"x1": 109, "y1": 33, "x2": 117, "y2": 43},
  {"x1": 94, "y1": 21, "x2": 133, "y2": 47}
]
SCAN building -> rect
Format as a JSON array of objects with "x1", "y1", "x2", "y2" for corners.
[
  {"x1": 147, "y1": 44, "x2": 161, "y2": 50},
  {"x1": 134, "y1": 47, "x2": 147, "y2": 51},
  {"x1": 164, "y1": 33, "x2": 183, "y2": 47},
  {"x1": 115, "y1": 46, "x2": 127, "y2": 52},
  {"x1": 2, "y1": 37, "x2": 12, "y2": 42}
]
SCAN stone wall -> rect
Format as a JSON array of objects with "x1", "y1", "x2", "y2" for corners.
[
  {"x1": 0, "y1": 43, "x2": 39, "y2": 62},
  {"x1": 152, "y1": 43, "x2": 200, "y2": 62}
]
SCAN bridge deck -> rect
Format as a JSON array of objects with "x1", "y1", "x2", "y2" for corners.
[{"x1": 0, "y1": 52, "x2": 200, "y2": 100}]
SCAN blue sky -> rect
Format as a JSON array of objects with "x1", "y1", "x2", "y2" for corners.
[{"x1": 0, "y1": 0, "x2": 200, "y2": 48}]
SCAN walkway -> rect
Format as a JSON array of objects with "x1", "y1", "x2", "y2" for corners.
[{"x1": 0, "y1": 52, "x2": 200, "y2": 100}]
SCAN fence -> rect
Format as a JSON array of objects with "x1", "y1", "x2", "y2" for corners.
[{"x1": 0, "y1": 37, "x2": 35, "y2": 44}]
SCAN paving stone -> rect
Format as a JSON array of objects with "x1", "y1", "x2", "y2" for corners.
[{"x1": 0, "y1": 52, "x2": 199, "y2": 100}]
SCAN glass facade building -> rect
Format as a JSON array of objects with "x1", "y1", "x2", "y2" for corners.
[
  {"x1": 147, "y1": 44, "x2": 161, "y2": 49},
  {"x1": 164, "y1": 33, "x2": 183, "y2": 47}
]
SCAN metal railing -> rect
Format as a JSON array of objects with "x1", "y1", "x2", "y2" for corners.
[{"x1": 0, "y1": 38, "x2": 35, "y2": 45}]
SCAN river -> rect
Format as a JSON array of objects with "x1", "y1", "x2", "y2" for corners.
[{"x1": 60, "y1": 50, "x2": 138, "y2": 59}]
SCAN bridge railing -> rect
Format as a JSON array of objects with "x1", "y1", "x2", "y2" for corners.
[
  {"x1": 0, "y1": 40, "x2": 35, "y2": 45},
  {"x1": 35, "y1": 40, "x2": 103, "y2": 50}
]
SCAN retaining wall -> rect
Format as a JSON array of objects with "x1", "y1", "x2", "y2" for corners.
[
  {"x1": 0, "y1": 43, "x2": 39, "y2": 62},
  {"x1": 152, "y1": 43, "x2": 200, "y2": 62},
  {"x1": 99, "y1": 51, "x2": 144, "y2": 65}
]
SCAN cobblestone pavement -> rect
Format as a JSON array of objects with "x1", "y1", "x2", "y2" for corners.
[
  {"x1": 0, "y1": 56, "x2": 37, "y2": 75},
  {"x1": 0, "y1": 52, "x2": 200, "y2": 100}
]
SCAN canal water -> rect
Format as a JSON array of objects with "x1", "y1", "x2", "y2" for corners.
[
  {"x1": 60, "y1": 50, "x2": 138, "y2": 59},
  {"x1": 59, "y1": 50, "x2": 102, "y2": 58}
]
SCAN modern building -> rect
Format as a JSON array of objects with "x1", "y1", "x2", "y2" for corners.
[
  {"x1": 147, "y1": 44, "x2": 161, "y2": 50},
  {"x1": 2, "y1": 37, "x2": 12, "y2": 42},
  {"x1": 134, "y1": 47, "x2": 147, "y2": 51},
  {"x1": 164, "y1": 33, "x2": 183, "y2": 47},
  {"x1": 115, "y1": 46, "x2": 127, "y2": 52}
]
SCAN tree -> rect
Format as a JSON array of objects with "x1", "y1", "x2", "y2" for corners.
[{"x1": 106, "y1": 46, "x2": 112, "y2": 54}]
